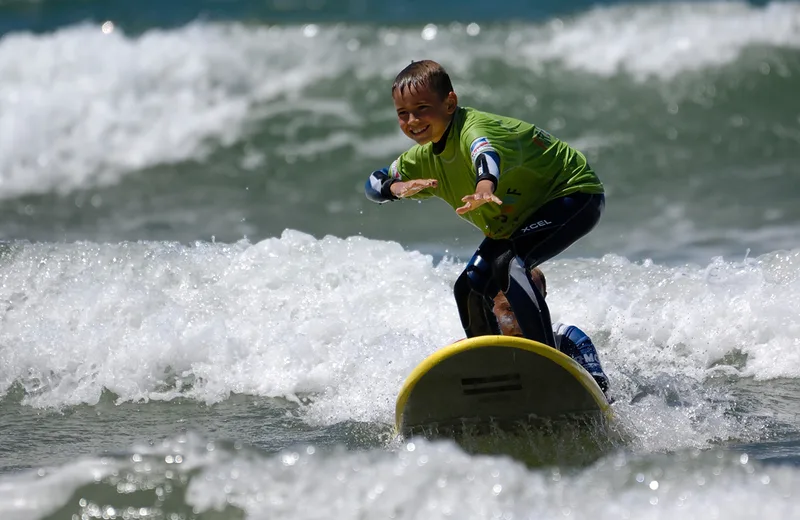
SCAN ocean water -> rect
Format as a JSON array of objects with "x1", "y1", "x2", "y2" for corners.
[{"x1": 2, "y1": 0, "x2": 800, "y2": 518}]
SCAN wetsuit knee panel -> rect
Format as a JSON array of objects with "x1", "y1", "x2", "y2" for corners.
[
  {"x1": 454, "y1": 260, "x2": 502, "y2": 338},
  {"x1": 460, "y1": 255, "x2": 496, "y2": 295}
]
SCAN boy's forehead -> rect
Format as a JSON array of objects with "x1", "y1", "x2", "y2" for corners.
[{"x1": 392, "y1": 83, "x2": 438, "y2": 104}]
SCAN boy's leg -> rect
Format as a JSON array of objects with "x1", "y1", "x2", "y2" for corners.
[
  {"x1": 512, "y1": 193, "x2": 604, "y2": 267},
  {"x1": 495, "y1": 252, "x2": 556, "y2": 346},
  {"x1": 501, "y1": 192, "x2": 605, "y2": 346},
  {"x1": 453, "y1": 239, "x2": 507, "y2": 338}
]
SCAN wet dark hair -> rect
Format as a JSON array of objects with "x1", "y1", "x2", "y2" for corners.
[{"x1": 391, "y1": 60, "x2": 454, "y2": 100}]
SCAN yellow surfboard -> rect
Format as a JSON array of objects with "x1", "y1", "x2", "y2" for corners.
[{"x1": 395, "y1": 335, "x2": 612, "y2": 438}]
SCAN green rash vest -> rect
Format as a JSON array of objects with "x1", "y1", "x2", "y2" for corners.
[{"x1": 388, "y1": 106, "x2": 604, "y2": 239}]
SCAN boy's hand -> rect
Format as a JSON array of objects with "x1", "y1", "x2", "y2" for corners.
[
  {"x1": 456, "y1": 180, "x2": 502, "y2": 214},
  {"x1": 391, "y1": 179, "x2": 438, "y2": 198}
]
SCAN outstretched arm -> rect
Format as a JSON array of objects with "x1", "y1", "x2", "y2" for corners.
[
  {"x1": 365, "y1": 167, "x2": 437, "y2": 203},
  {"x1": 456, "y1": 137, "x2": 503, "y2": 214}
]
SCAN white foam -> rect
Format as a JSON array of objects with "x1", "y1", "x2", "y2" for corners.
[
  {"x1": 545, "y1": 252, "x2": 800, "y2": 382},
  {"x1": 542, "y1": 251, "x2": 800, "y2": 450},
  {"x1": 0, "y1": 22, "x2": 359, "y2": 199},
  {"x1": 520, "y1": 1, "x2": 800, "y2": 80},
  {"x1": 3, "y1": 233, "x2": 800, "y2": 450},
  {"x1": 0, "y1": 458, "x2": 123, "y2": 520},
  {"x1": 189, "y1": 441, "x2": 800, "y2": 520},
  {"x1": 3, "y1": 435, "x2": 798, "y2": 520},
  {"x1": 0, "y1": 232, "x2": 462, "y2": 413}
]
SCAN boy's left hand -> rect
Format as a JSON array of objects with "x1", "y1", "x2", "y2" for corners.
[{"x1": 456, "y1": 181, "x2": 502, "y2": 214}]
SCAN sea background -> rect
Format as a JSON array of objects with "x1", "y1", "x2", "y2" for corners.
[{"x1": 2, "y1": 0, "x2": 800, "y2": 518}]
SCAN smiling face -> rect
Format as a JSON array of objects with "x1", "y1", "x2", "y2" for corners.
[{"x1": 392, "y1": 84, "x2": 458, "y2": 145}]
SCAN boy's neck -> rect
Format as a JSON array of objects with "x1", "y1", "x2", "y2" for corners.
[{"x1": 432, "y1": 111, "x2": 457, "y2": 155}]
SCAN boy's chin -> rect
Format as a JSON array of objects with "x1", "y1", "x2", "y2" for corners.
[{"x1": 408, "y1": 133, "x2": 434, "y2": 145}]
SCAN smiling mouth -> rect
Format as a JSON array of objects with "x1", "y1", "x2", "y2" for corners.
[{"x1": 410, "y1": 125, "x2": 430, "y2": 136}]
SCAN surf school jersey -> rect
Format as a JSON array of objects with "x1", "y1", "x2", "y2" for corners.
[{"x1": 387, "y1": 106, "x2": 603, "y2": 239}]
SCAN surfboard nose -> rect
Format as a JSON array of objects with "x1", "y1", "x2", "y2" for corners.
[{"x1": 395, "y1": 336, "x2": 610, "y2": 437}]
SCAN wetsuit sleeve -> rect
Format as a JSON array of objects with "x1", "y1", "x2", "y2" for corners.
[
  {"x1": 365, "y1": 167, "x2": 399, "y2": 203},
  {"x1": 468, "y1": 136, "x2": 501, "y2": 192},
  {"x1": 364, "y1": 147, "x2": 434, "y2": 203}
]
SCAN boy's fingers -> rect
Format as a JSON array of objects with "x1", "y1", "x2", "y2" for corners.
[
  {"x1": 408, "y1": 180, "x2": 436, "y2": 191},
  {"x1": 455, "y1": 193, "x2": 503, "y2": 213}
]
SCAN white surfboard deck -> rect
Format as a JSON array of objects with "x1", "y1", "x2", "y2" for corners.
[{"x1": 395, "y1": 335, "x2": 612, "y2": 437}]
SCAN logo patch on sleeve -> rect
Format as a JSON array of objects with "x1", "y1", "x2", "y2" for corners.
[
  {"x1": 389, "y1": 159, "x2": 401, "y2": 179},
  {"x1": 532, "y1": 128, "x2": 554, "y2": 149},
  {"x1": 469, "y1": 137, "x2": 496, "y2": 164}
]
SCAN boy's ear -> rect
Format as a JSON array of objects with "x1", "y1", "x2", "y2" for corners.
[{"x1": 446, "y1": 92, "x2": 458, "y2": 113}]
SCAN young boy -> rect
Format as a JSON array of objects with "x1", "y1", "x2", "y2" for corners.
[
  {"x1": 365, "y1": 60, "x2": 604, "y2": 348},
  {"x1": 493, "y1": 267, "x2": 610, "y2": 393}
]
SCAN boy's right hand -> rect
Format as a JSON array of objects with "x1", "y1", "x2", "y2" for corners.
[{"x1": 390, "y1": 179, "x2": 438, "y2": 198}]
